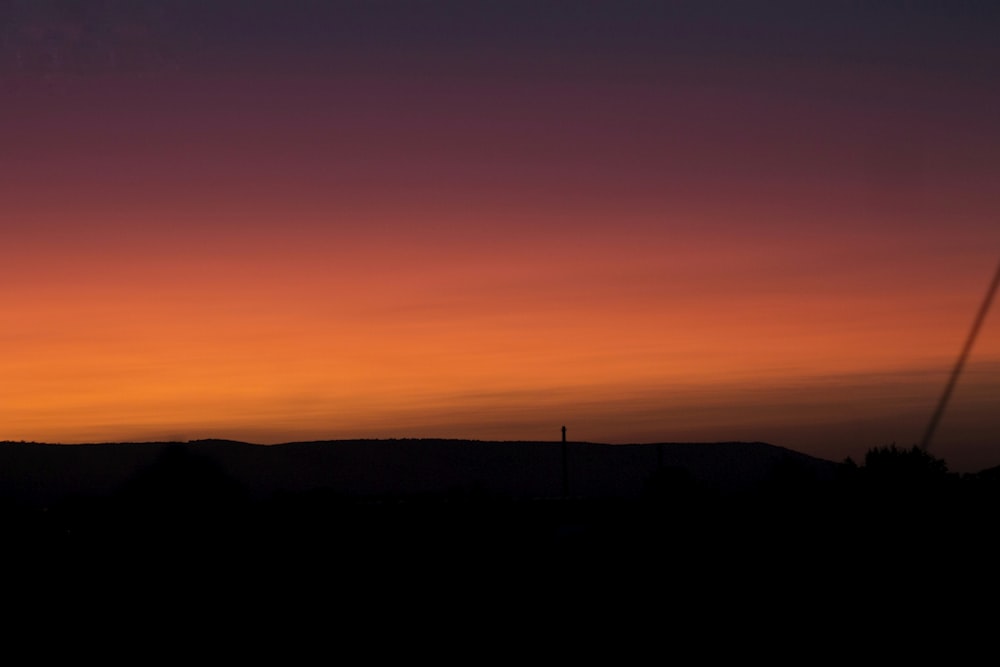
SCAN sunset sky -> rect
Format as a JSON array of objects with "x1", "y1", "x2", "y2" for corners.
[{"x1": 2, "y1": 1, "x2": 998, "y2": 471}]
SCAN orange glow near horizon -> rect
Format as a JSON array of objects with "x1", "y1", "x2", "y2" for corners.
[{"x1": 5, "y1": 190, "x2": 998, "y2": 469}]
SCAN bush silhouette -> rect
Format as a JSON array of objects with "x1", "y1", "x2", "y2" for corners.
[{"x1": 115, "y1": 445, "x2": 248, "y2": 543}]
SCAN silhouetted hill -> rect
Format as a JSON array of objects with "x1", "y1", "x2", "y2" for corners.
[
  {"x1": 0, "y1": 439, "x2": 836, "y2": 506},
  {"x1": 5, "y1": 437, "x2": 1000, "y2": 624}
]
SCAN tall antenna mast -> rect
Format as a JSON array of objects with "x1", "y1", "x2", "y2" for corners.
[{"x1": 920, "y1": 258, "x2": 1000, "y2": 450}]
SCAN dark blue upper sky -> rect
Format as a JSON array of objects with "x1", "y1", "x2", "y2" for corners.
[{"x1": 4, "y1": 1, "x2": 1000, "y2": 79}]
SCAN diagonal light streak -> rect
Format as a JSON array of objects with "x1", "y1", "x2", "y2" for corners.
[{"x1": 921, "y1": 258, "x2": 1000, "y2": 450}]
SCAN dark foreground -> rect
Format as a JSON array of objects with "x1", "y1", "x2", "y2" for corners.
[{"x1": 3, "y1": 440, "x2": 1000, "y2": 646}]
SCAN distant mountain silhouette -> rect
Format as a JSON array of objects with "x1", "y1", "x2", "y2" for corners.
[{"x1": 0, "y1": 439, "x2": 836, "y2": 506}]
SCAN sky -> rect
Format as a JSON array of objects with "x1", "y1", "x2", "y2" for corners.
[{"x1": 2, "y1": 1, "x2": 999, "y2": 471}]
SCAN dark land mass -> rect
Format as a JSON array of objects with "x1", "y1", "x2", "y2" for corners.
[
  {"x1": 3, "y1": 438, "x2": 1000, "y2": 626},
  {"x1": 0, "y1": 438, "x2": 837, "y2": 505}
]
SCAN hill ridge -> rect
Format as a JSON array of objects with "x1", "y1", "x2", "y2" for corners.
[{"x1": 0, "y1": 438, "x2": 837, "y2": 506}]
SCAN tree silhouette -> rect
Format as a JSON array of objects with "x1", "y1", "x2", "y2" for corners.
[
  {"x1": 862, "y1": 444, "x2": 948, "y2": 484},
  {"x1": 851, "y1": 444, "x2": 955, "y2": 545}
]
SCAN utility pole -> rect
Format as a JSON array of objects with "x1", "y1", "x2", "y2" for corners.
[{"x1": 561, "y1": 425, "x2": 568, "y2": 498}]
